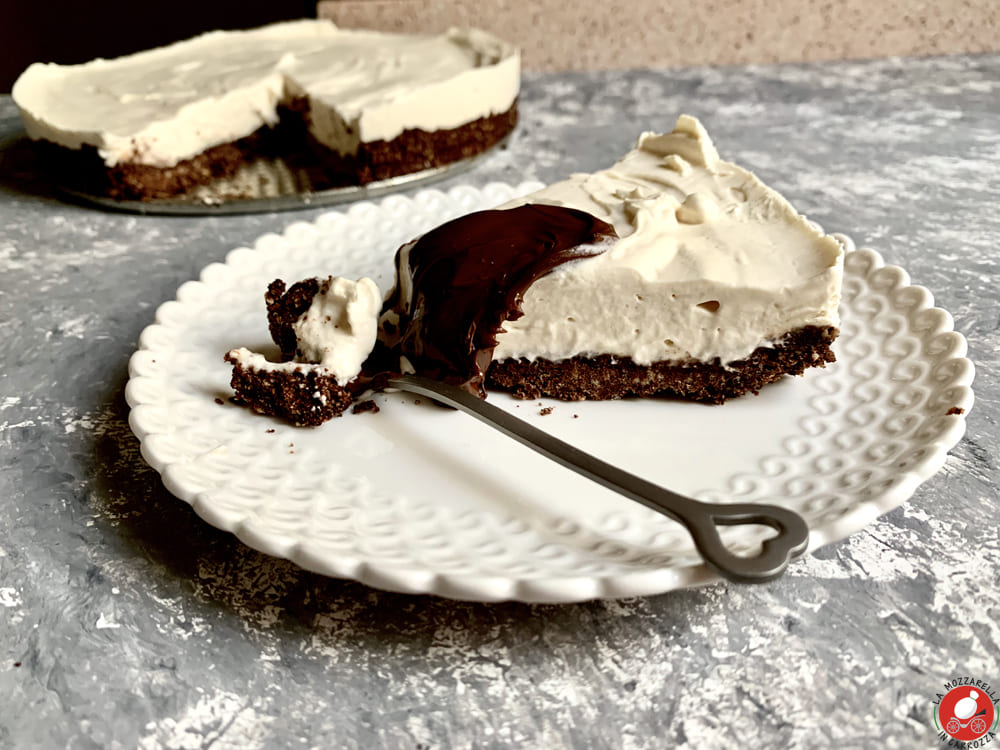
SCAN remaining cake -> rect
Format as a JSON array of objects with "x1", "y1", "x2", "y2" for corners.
[
  {"x1": 12, "y1": 20, "x2": 519, "y2": 200},
  {"x1": 226, "y1": 115, "x2": 844, "y2": 424}
]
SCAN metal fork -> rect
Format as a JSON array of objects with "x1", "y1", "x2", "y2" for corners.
[{"x1": 388, "y1": 374, "x2": 810, "y2": 584}]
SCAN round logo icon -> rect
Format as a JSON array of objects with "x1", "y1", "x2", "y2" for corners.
[{"x1": 937, "y1": 685, "x2": 996, "y2": 741}]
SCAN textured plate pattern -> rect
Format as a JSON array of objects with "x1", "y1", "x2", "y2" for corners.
[{"x1": 125, "y1": 183, "x2": 975, "y2": 602}]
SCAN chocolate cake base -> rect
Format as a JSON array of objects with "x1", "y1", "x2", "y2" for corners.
[
  {"x1": 38, "y1": 102, "x2": 518, "y2": 201},
  {"x1": 226, "y1": 355, "x2": 353, "y2": 427},
  {"x1": 36, "y1": 134, "x2": 268, "y2": 202},
  {"x1": 485, "y1": 325, "x2": 838, "y2": 404},
  {"x1": 226, "y1": 326, "x2": 837, "y2": 426},
  {"x1": 279, "y1": 97, "x2": 518, "y2": 189}
]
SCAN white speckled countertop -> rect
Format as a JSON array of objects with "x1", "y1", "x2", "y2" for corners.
[{"x1": 0, "y1": 55, "x2": 998, "y2": 749}]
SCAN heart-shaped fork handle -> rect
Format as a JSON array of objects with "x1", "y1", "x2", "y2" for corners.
[{"x1": 389, "y1": 374, "x2": 810, "y2": 583}]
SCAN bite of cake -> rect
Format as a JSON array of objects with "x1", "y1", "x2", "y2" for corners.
[
  {"x1": 226, "y1": 114, "x2": 845, "y2": 424},
  {"x1": 226, "y1": 276, "x2": 380, "y2": 426},
  {"x1": 12, "y1": 20, "x2": 520, "y2": 200}
]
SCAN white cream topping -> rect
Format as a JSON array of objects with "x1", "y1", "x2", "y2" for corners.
[
  {"x1": 226, "y1": 348, "x2": 323, "y2": 376},
  {"x1": 493, "y1": 115, "x2": 844, "y2": 366},
  {"x1": 293, "y1": 276, "x2": 381, "y2": 384},
  {"x1": 12, "y1": 20, "x2": 519, "y2": 167},
  {"x1": 229, "y1": 276, "x2": 381, "y2": 386}
]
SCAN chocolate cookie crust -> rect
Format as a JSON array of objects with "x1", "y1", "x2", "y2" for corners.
[
  {"x1": 485, "y1": 325, "x2": 838, "y2": 404},
  {"x1": 36, "y1": 136, "x2": 266, "y2": 201},
  {"x1": 225, "y1": 356, "x2": 353, "y2": 427},
  {"x1": 279, "y1": 97, "x2": 518, "y2": 188},
  {"x1": 36, "y1": 102, "x2": 518, "y2": 201},
  {"x1": 265, "y1": 278, "x2": 328, "y2": 362}
]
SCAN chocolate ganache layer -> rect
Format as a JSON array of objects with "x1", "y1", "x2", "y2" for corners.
[{"x1": 379, "y1": 204, "x2": 618, "y2": 396}]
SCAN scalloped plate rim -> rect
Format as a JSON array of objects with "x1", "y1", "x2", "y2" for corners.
[{"x1": 124, "y1": 181, "x2": 975, "y2": 602}]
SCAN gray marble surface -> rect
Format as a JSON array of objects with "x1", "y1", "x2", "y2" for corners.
[{"x1": 1, "y1": 55, "x2": 998, "y2": 749}]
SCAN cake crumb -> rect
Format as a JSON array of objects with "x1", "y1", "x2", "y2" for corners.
[
  {"x1": 352, "y1": 400, "x2": 380, "y2": 415},
  {"x1": 946, "y1": 406, "x2": 965, "y2": 416},
  {"x1": 266, "y1": 428, "x2": 275, "y2": 434},
  {"x1": 573, "y1": 414, "x2": 579, "y2": 419},
  {"x1": 214, "y1": 397, "x2": 224, "y2": 405},
  {"x1": 539, "y1": 406, "x2": 554, "y2": 416}
]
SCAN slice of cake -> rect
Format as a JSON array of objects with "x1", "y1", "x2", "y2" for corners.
[
  {"x1": 12, "y1": 20, "x2": 519, "y2": 200},
  {"x1": 226, "y1": 115, "x2": 844, "y2": 423},
  {"x1": 388, "y1": 115, "x2": 844, "y2": 403}
]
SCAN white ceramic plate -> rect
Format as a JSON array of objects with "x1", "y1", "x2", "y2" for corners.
[{"x1": 125, "y1": 182, "x2": 975, "y2": 602}]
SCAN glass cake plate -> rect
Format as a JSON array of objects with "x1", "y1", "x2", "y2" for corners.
[
  {"x1": 0, "y1": 130, "x2": 508, "y2": 216},
  {"x1": 124, "y1": 182, "x2": 975, "y2": 602}
]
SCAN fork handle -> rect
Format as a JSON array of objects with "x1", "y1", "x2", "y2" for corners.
[{"x1": 388, "y1": 375, "x2": 810, "y2": 583}]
